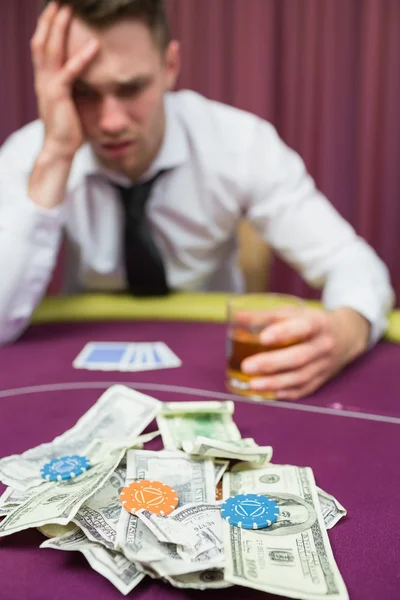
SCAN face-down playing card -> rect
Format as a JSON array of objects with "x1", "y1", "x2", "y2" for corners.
[{"x1": 73, "y1": 342, "x2": 182, "y2": 372}]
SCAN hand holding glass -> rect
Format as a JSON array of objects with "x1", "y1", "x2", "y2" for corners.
[{"x1": 226, "y1": 294, "x2": 304, "y2": 400}]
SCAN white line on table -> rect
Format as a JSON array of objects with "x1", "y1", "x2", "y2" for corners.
[{"x1": 0, "y1": 381, "x2": 399, "y2": 425}]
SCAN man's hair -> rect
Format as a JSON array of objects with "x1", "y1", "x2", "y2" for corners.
[{"x1": 42, "y1": 0, "x2": 170, "y2": 50}]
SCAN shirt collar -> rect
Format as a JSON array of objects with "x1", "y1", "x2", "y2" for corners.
[{"x1": 69, "y1": 92, "x2": 189, "y2": 189}]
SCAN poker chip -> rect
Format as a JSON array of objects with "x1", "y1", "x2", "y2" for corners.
[
  {"x1": 41, "y1": 455, "x2": 91, "y2": 482},
  {"x1": 221, "y1": 493, "x2": 279, "y2": 529},
  {"x1": 120, "y1": 480, "x2": 179, "y2": 516}
]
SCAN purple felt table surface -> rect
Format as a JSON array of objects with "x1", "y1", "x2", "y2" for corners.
[{"x1": 0, "y1": 320, "x2": 399, "y2": 600}]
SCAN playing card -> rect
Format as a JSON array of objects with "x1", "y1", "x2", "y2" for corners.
[
  {"x1": 122, "y1": 342, "x2": 182, "y2": 371},
  {"x1": 72, "y1": 342, "x2": 129, "y2": 371},
  {"x1": 73, "y1": 342, "x2": 182, "y2": 372}
]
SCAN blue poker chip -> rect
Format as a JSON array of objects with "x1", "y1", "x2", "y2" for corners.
[
  {"x1": 41, "y1": 455, "x2": 91, "y2": 482},
  {"x1": 221, "y1": 493, "x2": 280, "y2": 530}
]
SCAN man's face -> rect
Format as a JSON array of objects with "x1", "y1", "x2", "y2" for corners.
[{"x1": 66, "y1": 18, "x2": 180, "y2": 179}]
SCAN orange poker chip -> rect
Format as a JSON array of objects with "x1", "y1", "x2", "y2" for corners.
[{"x1": 120, "y1": 480, "x2": 179, "y2": 516}]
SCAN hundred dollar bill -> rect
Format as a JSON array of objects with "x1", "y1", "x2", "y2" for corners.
[
  {"x1": 118, "y1": 510, "x2": 170, "y2": 563},
  {"x1": 119, "y1": 514, "x2": 208, "y2": 576},
  {"x1": 0, "y1": 432, "x2": 156, "y2": 519},
  {"x1": 73, "y1": 465, "x2": 127, "y2": 549},
  {"x1": 183, "y1": 436, "x2": 273, "y2": 467},
  {"x1": 317, "y1": 487, "x2": 347, "y2": 530},
  {"x1": 0, "y1": 426, "x2": 158, "y2": 509},
  {"x1": 116, "y1": 450, "x2": 216, "y2": 566},
  {"x1": 133, "y1": 559, "x2": 230, "y2": 589},
  {"x1": 0, "y1": 486, "x2": 23, "y2": 516},
  {"x1": 126, "y1": 450, "x2": 216, "y2": 504},
  {"x1": 0, "y1": 507, "x2": 13, "y2": 517},
  {"x1": 157, "y1": 401, "x2": 241, "y2": 450},
  {"x1": 127, "y1": 507, "x2": 224, "y2": 577},
  {"x1": 0, "y1": 485, "x2": 39, "y2": 508},
  {"x1": 166, "y1": 569, "x2": 232, "y2": 589},
  {"x1": 0, "y1": 385, "x2": 160, "y2": 491},
  {"x1": 0, "y1": 447, "x2": 124, "y2": 537},
  {"x1": 223, "y1": 465, "x2": 349, "y2": 600},
  {"x1": 41, "y1": 528, "x2": 144, "y2": 596},
  {"x1": 137, "y1": 503, "x2": 224, "y2": 563},
  {"x1": 0, "y1": 482, "x2": 54, "y2": 518},
  {"x1": 135, "y1": 508, "x2": 194, "y2": 547}
]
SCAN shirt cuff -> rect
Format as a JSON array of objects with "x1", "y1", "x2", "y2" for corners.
[{"x1": 322, "y1": 292, "x2": 390, "y2": 349}]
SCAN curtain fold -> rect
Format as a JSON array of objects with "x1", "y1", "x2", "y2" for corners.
[{"x1": 1, "y1": 0, "x2": 398, "y2": 303}]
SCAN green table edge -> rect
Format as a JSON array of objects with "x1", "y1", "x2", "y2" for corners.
[{"x1": 31, "y1": 293, "x2": 400, "y2": 344}]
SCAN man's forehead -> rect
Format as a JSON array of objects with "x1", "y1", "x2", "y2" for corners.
[
  {"x1": 66, "y1": 18, "x2": 160, "y2": 80},
  {"x1": 66, "y1": 18, "x2": 94, "y2": 55}
]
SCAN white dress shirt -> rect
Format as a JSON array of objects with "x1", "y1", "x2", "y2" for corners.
[{"x1": 0, "y1": 90, "x2": 394, "y2": 345}]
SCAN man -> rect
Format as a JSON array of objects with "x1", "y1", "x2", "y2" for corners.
[{"x1": 0, "y1": 0, "x2": 394, "y2": 400}]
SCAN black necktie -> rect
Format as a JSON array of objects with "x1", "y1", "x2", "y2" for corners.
[{"x1": 116, "y1": 172, "x2": 170, "y2": 296}]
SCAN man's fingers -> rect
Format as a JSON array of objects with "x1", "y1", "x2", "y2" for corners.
[
  {"x1": 31, "y1": 1, "x2": 59, "y2": 68},
  {"x1": 259, "y1": 313, "x2": 320, "y2": 346},
  {"x1": 46, "y1": 5, "x2": 73, "y2": 69},
  {"x1": 275, "y1": 375, "x2": 327, "y2": 401},
  {"x1": 231, "y1": 305, "x2": 301, "y2": 330},
  {"x1": 248, "y1": 357, "x2": 329, "y2": 393},
  {"x1": 241, "y1": 338, "x2": 328, "y2": 375},
  {"x1": 59, "y1": 39, "x2": 99, "y2": 85}
]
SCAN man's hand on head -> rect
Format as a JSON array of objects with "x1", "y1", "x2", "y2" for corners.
[
  {"x1": 241, "y1": 305, "x2": 370, "y2": 401},
  {"x1": 31, "y1": 1, "x2": 99, "y2": 162},
  {"x1": 28, "y1": 2, "x2": 100, "y2": 210}
]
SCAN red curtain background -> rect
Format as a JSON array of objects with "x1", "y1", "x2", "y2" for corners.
[{"x1": 1, "y1": 0, "x2": 399, "y2": 302}]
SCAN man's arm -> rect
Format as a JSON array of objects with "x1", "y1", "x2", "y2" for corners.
[
  {"x1": 0, "y1": 3, "x2": 99, "y2": 345},
  {"x1": 0, "y1": 128, "x2": 65, "y2": 345},
  {"x1": 245, "y1": 119, "x2": 394, "y2": 343},
  {"x1": 240, "y1": 120, "x2": 394, "y2": 399}
]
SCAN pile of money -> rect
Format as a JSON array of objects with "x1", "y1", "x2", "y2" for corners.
[{"x1": 0, "y1": 386, "x2": 348, "y2": 598}]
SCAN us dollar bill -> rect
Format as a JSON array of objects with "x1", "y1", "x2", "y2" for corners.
[
  {"x1": 166, "y1": 569, "x2": 232, "y2": 589},
  {"x1": 41, "y1": 528, "x2": 144, "y2": 595},
  {"x1": 317, "y1": 487, "x2": 347, "y2": 530},
  {"x1": 0, "y1": 507, "x2": 13, "y2": 517},
  {"x1": 73, "y1": 465, "x2": 127, "y2": 549},
  {"x1": 157, "y1": 401, "x2": 241, "y2": 450},
  {"x1": 0, "y1": 447, "x2": 124, "y2": 537},
  {"x1": 183, "y1": 436, "x2": 273, "y2": 467},
  {"x1": 223, "y1": 465, "x2": 349, "y2": 600},
  {"x1": 0, "y1": 484, "x2": 49, "y2": 509},
  {"x1": 0, "y1": 385, "x2": 160, "y2": 491},
  {"x1": 117, "y1": 508, "x2": 170, "y2": 563},
  {"x1": 134, "y1": 558, "x2": 230, "y2": 588},
  {"x1": 116, "y1": 450, "x2": 216, "y2": 569},
  {"x1": 119, "y1": 511, "x2": 215, "y2": 577},
  {"x1": 128, "y1": 505, "x2": 224, "y2": 577},
  {"x1": 137, "y1": 503, "x2": 224, "y2": 564},
  {"x1": 126, "y1": 450, "x2": 216, "y2": 504}
]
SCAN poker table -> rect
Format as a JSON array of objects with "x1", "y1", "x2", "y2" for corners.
[{"x1": 1, "y1": 293, "x2": 400, "y2": 600}]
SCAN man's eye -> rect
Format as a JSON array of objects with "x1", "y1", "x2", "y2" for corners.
[
  {"x1": 73, "y1": 88, "x2": 98, "y2": 99},
  {"x1": 119, "y1": 84, "x2": 144, "y2": 98}
]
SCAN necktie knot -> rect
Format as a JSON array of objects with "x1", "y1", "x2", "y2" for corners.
[{"x1": 116, "y1": 171, "x2": 164, "y2": 219}]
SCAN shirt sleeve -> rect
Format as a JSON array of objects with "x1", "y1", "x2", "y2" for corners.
[
  {"x1": 0, "y1": 126, "x2": 64, "y2": 345},
  {"x1": 244, "y1": 120, "x2": 395, "y2": 346}
]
